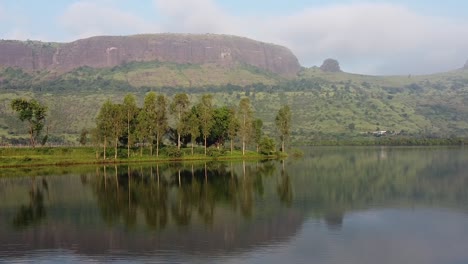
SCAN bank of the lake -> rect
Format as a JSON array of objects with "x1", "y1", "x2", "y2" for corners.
[{"x1": 0, "y1": 146, "x2": 283, "y2": 169}]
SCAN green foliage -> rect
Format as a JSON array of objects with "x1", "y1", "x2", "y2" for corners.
[
  {"x1": 275, "y1": 105, "x2": 291, "y2": 152},
  {"x1": 10, "y1": 98, "x2": 47, "y2": 147},
  {"x1": 170, "y1": 93, "x2": 190, "y2": 149},
  {"x1": 164, "y1": 146, "x2": 183, "y2": 158},
  {"x1": 206, "y1": 147, "x2": 226, "y2": 158},
  {"x1": 258, "y1": 136, "x2": 276, "y2": 155},
  {"x1": 197, "y1": 94, "x2": 215, "y2": 154},
  {"x1": 78, "y1": 128, "x2": 89, "y2": 146},
  {"x1": 238, "y1": 97, "x2": 253, "y2": 155}
]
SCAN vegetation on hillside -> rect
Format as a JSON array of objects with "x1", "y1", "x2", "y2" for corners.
[{"x1": 1, "y1": 61, "x2": 468, "y2": 144}]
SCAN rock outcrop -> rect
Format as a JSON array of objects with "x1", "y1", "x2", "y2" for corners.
[
  {"x1": 0, "y1": 34, "x2": 301, "y2": 77},
  {"x1": 320, "y1": 58, "x2": 342, "y2": 72}
]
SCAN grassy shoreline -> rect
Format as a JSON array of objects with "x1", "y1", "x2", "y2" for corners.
[{"x1": 0, "y1": 146, "x2": 282, "y2": 169}]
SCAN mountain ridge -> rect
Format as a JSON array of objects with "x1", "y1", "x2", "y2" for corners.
[{"x1": 0, "y1": 33, "x2": 301, "y2": 78}]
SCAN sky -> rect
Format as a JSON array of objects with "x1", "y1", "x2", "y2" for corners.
[{"x1": 1, "y1": 0, "x2": 468, "y2": 75}]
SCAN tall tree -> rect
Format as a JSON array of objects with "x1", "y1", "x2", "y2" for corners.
[
  {"x1": 227, "y1": 107, "x2": 239, "y2": 153},
  {"x1": 197, "y1": 94, "x2": 214, "y2": 155},
  {"x1": 135, "y1": 110, "x2": 149, "y2": 157},
  {"x1": 275, "y1": 105, "x2": 292, "y2": 153},
  {"x1": 237, "y1": 98, "x2": 253, "y2": 155},
  {"x1": 207, "y1": 106, "x2": 233, "y2": 148},
  {"x1": 170, "y1": 93, "x2": 190, "y2": 150},
  {"x1": 139, "y1": 92, "x2": 158, "y2": 156},
  {"x1": 109, "y1": 104, "x2": 125, "y2": 159},
  {"x1": 155, "y1": 95, "x2": 168, "y2": 157},
  {"x1": 123, "y1": 94, "x2": 138, "y2": 158},
  {"x1": 252, "y1": 118, "x2": 263, "y2": 153},
  {"x1": 95, "y1": 100, "x2": 114, "y2": 159},
  {"x1": 10, "y1": 98, "x2": 47, "y2": 148}
]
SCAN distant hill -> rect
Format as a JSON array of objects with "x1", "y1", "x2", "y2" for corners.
[
  {"x1": 0, "y1": 34, "x2": 467, "y2": 143},
  {"x1": 0, "y1": 34, "x2": 300, "y2": 80}
]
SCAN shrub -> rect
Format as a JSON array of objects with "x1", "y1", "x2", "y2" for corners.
[
  {"x1": 165, "y1": 147, "x2": 182, "y2": 158},
  {"x1": 259, "y1": 136, "x2": 276, "y2": 155},
  {"x1": 206, "y1": 147, "x2": 226, "y2": 158}
]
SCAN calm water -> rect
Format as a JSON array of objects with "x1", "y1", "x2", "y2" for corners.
[{"x1": 0, "y1": 147, "x2": 468, "y2": 264}]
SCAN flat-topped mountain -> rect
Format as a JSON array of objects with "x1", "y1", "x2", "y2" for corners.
[{"x1": 0, "y1": 34, "x2": 301, "y2": 77}]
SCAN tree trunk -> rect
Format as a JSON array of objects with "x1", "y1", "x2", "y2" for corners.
[
  {"x1": 191, "y1": 140, "x2": 194, "y2": 155},
  {"x1": 282, "y1": 140, "x2": 285, "y2": 153},
  {"x1": 29, "y1": 124, "x2": 35, "y2": 148},
  {"x1": 242, "y1": 136, "x2": 245, "y2": 155},
  {"x1": 150, "y1": 140, "x2": 153, "y2": 156},
  {"x1": 230, "y1": 139, "x2": 233, "y2": 154},
  {"x1": 103, "y1": 136, "x2": 107, "y2": 160},
  {"x1": 204, "y1": 136, "x2": 207, "y2": 156},
  {"x1": 114, "y1": 137, "x2": 118, "y2": 160},
  {"x1": 177, "y1": 132, "x2": 181, "y2": 150},
  {"x1": 156, "y1": 134, "x2": 160, "y2": 157},
  {"x1": 127, "y1": 114, "x2": 130, "y2": 158}
]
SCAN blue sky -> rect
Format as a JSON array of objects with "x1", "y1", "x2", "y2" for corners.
[{"x1": 1, "y1": 0, "x2": 468, "y2": 75}]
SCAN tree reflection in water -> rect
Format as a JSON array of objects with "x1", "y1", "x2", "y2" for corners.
[
  {"x1": 12, "y1": 177, "x2": 49, "y2": 229},
  {"x1": 89, "y1": 160, "x2": 291, "y2": 230}
]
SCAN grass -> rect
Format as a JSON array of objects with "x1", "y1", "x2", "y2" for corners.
[{"x1": 0, "y1": 146, "x2": 278, "y2": 169}]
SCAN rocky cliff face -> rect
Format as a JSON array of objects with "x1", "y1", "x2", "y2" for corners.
[{"x1": 0, "y1": 34, "x2": 301, "y2": 77}]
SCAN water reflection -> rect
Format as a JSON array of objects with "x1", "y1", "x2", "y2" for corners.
[
  {"x1": 86, "y1": 161, "x2": 292, "y2": 230},
  {"x1": 0, "y1": 147, "x2": 468, "y2": 263},
  {"x1": 12, "y1": 178, "x2": 48, "y2": 229}
]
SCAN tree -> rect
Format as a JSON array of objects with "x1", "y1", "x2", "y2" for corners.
[
  {"x1": 138, "y1": 92, "x2": 158, "y2": 156},
  {"x1": 155, "y1": 94, "x2": 168, "y2": 157},
  {"x1": 207, "y1": 106, "x2": 234, "y2": 148},
  {"x1": 227, "y1": 107, "x2": 239, "y2": 153},
  {"x1": 237, "y1": 98, "x2": 253, "y2": 155},
  {"x1": 123, "y1": 94, "x2": 138, "y2": 158},
  {"x1": 170, "y1": 93, "x2": 190, "y2": 150},
  {"x1": 275, "y1": 105, "x2": 291, "y2": 153},
  {"x1": 110, "y1": 104, "x2": 125, "y2": 159},
  {"x1": 78, "y1": 128, "x2": 88, "y2": 146},
  {"x1": 197, "y1": 94, "x2": 214, "y2": 155},
  {"x1": 10, "y1": 98, "x2": 47, "y2": 148},
  {"x1": 95, "y1": 100, "x2": 114, "y2": 159},
  {"x1": 96, "y1": 100, "x2": 125, "y2": 159},
  {"x1": 252, "y1": 118, "x2": 263, "y2": 153}
]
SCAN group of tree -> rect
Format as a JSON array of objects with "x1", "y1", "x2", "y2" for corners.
[{"x1": 92, "y1": 92, "x2": 292, "y2": 159}]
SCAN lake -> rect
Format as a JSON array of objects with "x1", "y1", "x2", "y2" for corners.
[{"x1": 0, "y1": 146, "x2": 467, "y2": 264}]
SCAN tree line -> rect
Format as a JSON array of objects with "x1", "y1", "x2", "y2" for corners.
[{"x1": 91, "y1": 92, "x2": 291, "y2": 159}]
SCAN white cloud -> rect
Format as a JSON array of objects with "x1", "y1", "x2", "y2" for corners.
[
  {"x1": 260, "y1": 3, "x2": 468, "y2": 74},
  {"x1": 58, "y1": 1, "x2": 159, "y2": 40},
  {"x1": 153, "y1": 0, "x2": 242, "y2": 34},
  {"x1": 51, "y1": 0, "x2": 468, "y2": 74},
  {"x1": 151, "y1": 1, "x2": 468, "y2": 75}
]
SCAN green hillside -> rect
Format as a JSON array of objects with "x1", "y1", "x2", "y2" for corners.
[{"x1": 1, "y1": 61, "x2": 468, "y2": 145}]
